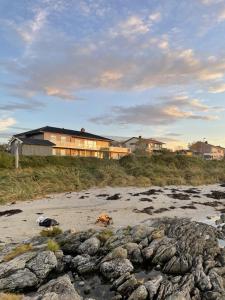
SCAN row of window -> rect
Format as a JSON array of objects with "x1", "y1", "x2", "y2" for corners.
[{"x1": 50, "y1": 135, "x2": 97, "y2": 147}]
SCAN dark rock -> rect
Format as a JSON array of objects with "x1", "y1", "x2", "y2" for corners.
[
  {"x1": 206, "y1": 191, "x2": 225, "y2": 200},
  {"x1": 167, "y1": 193, "x2": 191, "y2": 200}
]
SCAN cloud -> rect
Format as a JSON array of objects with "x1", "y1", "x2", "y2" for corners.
[
  {"x1": 111, "y1": 15, "x2": 150, "y2": 37},
  {"x1": 15, "y1": 9, "x2": 48, "y2": 46},
  {"x1": 149, "y1": 12, "x2": 161, "y2": 22},
  {"x1": 90, "y1": 95, "x2": 220, "y2": 126},
  {"x1": 208, "y1": 83, "x2": 225, "y2": 93},
  {"x1": 0, "y1": 99, "x2": 45, "y2": 111},
  {"x1": 0, "y1": 118, "x2": 16, "y2": 131},
  {"x1": 45, "y1": 87, "x2": 78, "y2": 100}
]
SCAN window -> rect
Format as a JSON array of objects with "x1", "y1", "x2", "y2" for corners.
[
  {"x1": 60, "y1": 149, "x2": 66, "y2": 156},
  {"x1": 50, "y1": 135, "x2": 56, "y2": 141},
  {"x1": 61, "y1": 136, "x2": 67, "y2": 143},
  {"x1": 84, "y1": 140, "x2": 97, "y2": 148}
]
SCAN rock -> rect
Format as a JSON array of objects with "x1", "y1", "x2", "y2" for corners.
[
  {"x1": 163, "y1": 254, "x2": 192, "y2": 275},
  {"x1": 37, "y1": 274, "x2": 82, "y2": 300},
  {"x1": 131, "y1": 225, "x2": 154, "y2": 242},
  {"x1": 0, "y1": 251, "x2": 36, "y2": 279},
  {"x1": 144, "y1": 275, "x2": 163, "y2": 299},
  {"x1": 100, "y1": 258, "x2": 133, "y2": 279},
  {"x1": 117, "y1": 274, "x2": 137, "y2": 295},
  {"x1": 152, "y1": 243, "x2": 176, "y2": 265},
  {"x1": 112, "y1": 247, "x2": 127, "y2": 259},
  {"x1": 78, "y1": 237, "x2": 100, "y2": 256},
  {"x1": 193, "y1": 256, "x2": 212, "y2": 291},
  {"x1": 0, "y1": 268, "x2": 38, "y2": 292},
  {"x1": 165, "y1": 292, "x2": 187, "y2": 300},
  {"x1": 72, "y1": 254, "x2": 98, "y2": 274},
  {"x1": 26, "y1": 250, "x2": 58, "y2": 280},
  {"x1": 128, "y1": 285, "x2": 148, "y2": 300},
  {"x1": 111, "y1": 272, "x2": 133, "y2": 290}
]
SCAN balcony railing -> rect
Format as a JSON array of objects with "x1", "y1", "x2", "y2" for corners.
[{"x1": 52, "y1": 141, "x2": 130, "y2": 153}]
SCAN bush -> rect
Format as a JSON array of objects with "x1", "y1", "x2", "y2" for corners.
[
  {"x1": 47, "y1": 239, "x2": 60, "y2": 252},
  {"x1": 3, "y1": 244, "x2": 33, "y2": 262},
  {"x1": 40, "y1": 227, "x2": 63, "y2": 237}
]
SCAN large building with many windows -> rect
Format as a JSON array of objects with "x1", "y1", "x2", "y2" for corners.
[{"x1": 10, "y1": 126, "x2": 130, "y2": 159}]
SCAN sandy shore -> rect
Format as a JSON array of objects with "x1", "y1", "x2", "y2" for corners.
[{"x1": 0, "y1": 184, "x2": 225, "y2": 244}]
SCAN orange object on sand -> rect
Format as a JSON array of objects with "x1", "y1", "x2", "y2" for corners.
[{"x1": 96, "y1": 213, "x2": 113, "y2": 226}]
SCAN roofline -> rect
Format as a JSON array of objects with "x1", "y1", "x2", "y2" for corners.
[
  {"x1": 123, "y1": 137, "x2": 165, "y2": 144},
  {"x1": 14, "y1": 126, "x2": 113, "y2": 142}
]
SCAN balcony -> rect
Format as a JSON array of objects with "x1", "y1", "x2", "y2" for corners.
[{"x1": 51, "y1": 141, "x2": 130, "y2": 153}]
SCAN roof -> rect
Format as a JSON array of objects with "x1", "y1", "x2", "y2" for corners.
[
  {"x1": 18, "y1": 138, "x2": 55, "y2": 146},
  {"x1": 191, "y1": 141, "x2": 224, "y2": 150},
  {"x1": 123, "y1": 137, "x2": 165, "y2": 144},
  {"x1": 15, "y1": 126, "x2": 112, "y2": 142}
]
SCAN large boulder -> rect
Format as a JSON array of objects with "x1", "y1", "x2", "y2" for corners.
[
  {"x1": 0, "y1": 268, "x2": 38, "y2": 292},
  {"x1": 100, "y1": 258, "x2": 133, "y2": 279},
  {"x1": 26, "y1": 250, "x2": 58, "y2": 280},
  {"x1": 37, "y1": 275, "x2": 82, "y2": 300}
]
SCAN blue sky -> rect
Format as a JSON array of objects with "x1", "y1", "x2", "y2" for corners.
[{"x1": 1, "y1": 0, "x2": 225, "y2": 149}]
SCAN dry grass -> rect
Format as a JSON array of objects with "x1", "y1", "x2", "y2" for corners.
[
  {"x1": 1, "y1": 154, "x2": 225, "y2": 204},
  {"x1": 0, "y1": 294, "x2": 23, "y2": 300},
  {"x1": 47, "y1": 239, "x2": 60, "y2": 252},
  {"x1": 3, "y1": 244, "x2": 33, "y2": 262},
  {"x1": 40, "y1": 226, "x2": 63, "y2": 237}
]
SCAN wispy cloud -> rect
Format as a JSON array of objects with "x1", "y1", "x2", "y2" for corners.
[
  {"x1": 0, "y1": 117, "x2": 16, "y2": 131},
  {"x1": 90, "y1": 95, "x2": 221, "y2": 126}
]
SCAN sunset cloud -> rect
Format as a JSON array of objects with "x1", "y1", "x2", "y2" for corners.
[{"x1": 0, "y1": 118, "x2": 16, "y2": 131}]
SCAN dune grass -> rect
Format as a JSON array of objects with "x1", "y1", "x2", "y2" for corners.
[
  {"x1": 0, "y1": 152, "x2": 225, "y2": 204},
  {"x1": 3, "y1": 244, "x2": 33, "y2": 262}
]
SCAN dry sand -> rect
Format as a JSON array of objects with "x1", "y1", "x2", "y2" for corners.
[{"x1": 0, "y1": 184, "x2": 225, "y2": 244}]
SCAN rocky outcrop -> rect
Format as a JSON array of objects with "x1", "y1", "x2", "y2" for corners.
[{"x1": 0, "y1": 218, "x2": 225, "y2": 299}]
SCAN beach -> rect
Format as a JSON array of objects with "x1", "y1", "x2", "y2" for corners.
[{"x1": 0, "y1": 183, "x2": 225, "y2": 244}]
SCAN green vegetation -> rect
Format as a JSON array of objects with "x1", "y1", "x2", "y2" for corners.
[
  {"x1": 40, "y1": 226, "x2": 63, "y2": 237},
  {"x1": 0, "y1": 153, "x2": 225, "y2": 204},
  {"x1": 3, "y1": 244, "x2": 33, "y2": 262},
  {"x1": 47, "y1": 239, "x2": 60, "y2": 252},
  {"x1": 97, "y1": 229, "x2": 114, "y2": 243}
]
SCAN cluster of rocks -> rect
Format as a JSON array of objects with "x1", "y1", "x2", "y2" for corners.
[{"x1": 1, "y1": 218, "x2": 225, "y2": 299}]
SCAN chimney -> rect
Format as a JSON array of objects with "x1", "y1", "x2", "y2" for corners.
[
  {"x1": 81, "y1": 128, "x2": 85, "y2": 133},
  {"x1": 139, "y1": 136, "x2": 142, "y2": 139}
]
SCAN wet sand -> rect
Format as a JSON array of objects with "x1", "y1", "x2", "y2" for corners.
[{"x1": 0, "y1": 184, "x2": 225, "y2": 243}]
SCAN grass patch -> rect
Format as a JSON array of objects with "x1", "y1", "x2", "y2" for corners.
[
  {"x1": 3, "y1": 244, "x2": 33, "y2": 262},
  {"x1": 40, "y1": 226, "x2": 63, "y2": 237},
  {"x1": 1, "y1": 154, "x2": 225, "y2": 204},
  {"x1": 0, "y1": 294, "x2": 23, "y2": 300},
  {"x1": 47, "y1": 239, "x2": 60, "y2": 252},
  {"x1": 97, "y1": 229, "x2": 114, "y2": 243}
]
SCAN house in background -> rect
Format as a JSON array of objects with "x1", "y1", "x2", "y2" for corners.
[
  {"x1": 189, "y1": 141, "x2": 225, "y2": 160},
  {"x1": 10, "y1": 126, "x2": 130, "y2": 159},
  {"x1": 122, "y1": 136, "x2": 165, "y2": 154}
]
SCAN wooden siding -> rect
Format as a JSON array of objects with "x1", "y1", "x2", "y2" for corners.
[{"x1": 21, "y1": 144, "x2": 52, "y2": 156}]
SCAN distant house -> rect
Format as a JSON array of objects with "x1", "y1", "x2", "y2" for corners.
[
  {"x1": 122, "y1": 136, "x2": 165, "y2": 154},
  {"x1": 10, "y1": 126, "x2": 130, "y2": 159},
  {"x1": 189, "y1": 141, "x2": 225, "y2": 160}
]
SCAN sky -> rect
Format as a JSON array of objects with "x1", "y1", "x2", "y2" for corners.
[{"x1": 1, "y1": 0, "x2": 225, "y2": 149}]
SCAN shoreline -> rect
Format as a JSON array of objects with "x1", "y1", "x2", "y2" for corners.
[{"x1": 1, "y1": 183, "x2": 225, "y2": 244}]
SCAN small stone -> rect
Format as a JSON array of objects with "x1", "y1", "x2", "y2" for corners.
[
  {"x1": 78, "y1": 281, "x2": 85, "y2": 287},
  {"x1": 128, "y1": 285, "x2": 148, "y2": 300}
]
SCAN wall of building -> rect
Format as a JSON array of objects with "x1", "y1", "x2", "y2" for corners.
[{"x1": 21, "y1": 144, "x2": 53, "y2": 156}]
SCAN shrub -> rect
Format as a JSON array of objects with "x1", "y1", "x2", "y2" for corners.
[
  {"x1": 40, "y1": 226, "x2": 63, "y2": 237},
  {"x1": 3, "y1": 244, "x2": 33, "y2": 262},
  {"x1": 47, "y1": 239, "x2": 60, "y2": 252}
]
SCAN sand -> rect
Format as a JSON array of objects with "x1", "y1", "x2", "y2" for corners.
[{"x1": 0, "y1": 184, "x2": 224, "y2": 244}]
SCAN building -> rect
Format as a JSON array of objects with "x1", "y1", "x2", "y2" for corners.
[
  {"x1": 189, "y1": 141, "x2": 225, "y2": 160},
  {"x1": 10, "y1": 126, "x2": 130, "y2": 159},
  {"x1": 122, "y1": 136, "x2": 165, "y2": 154}
]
